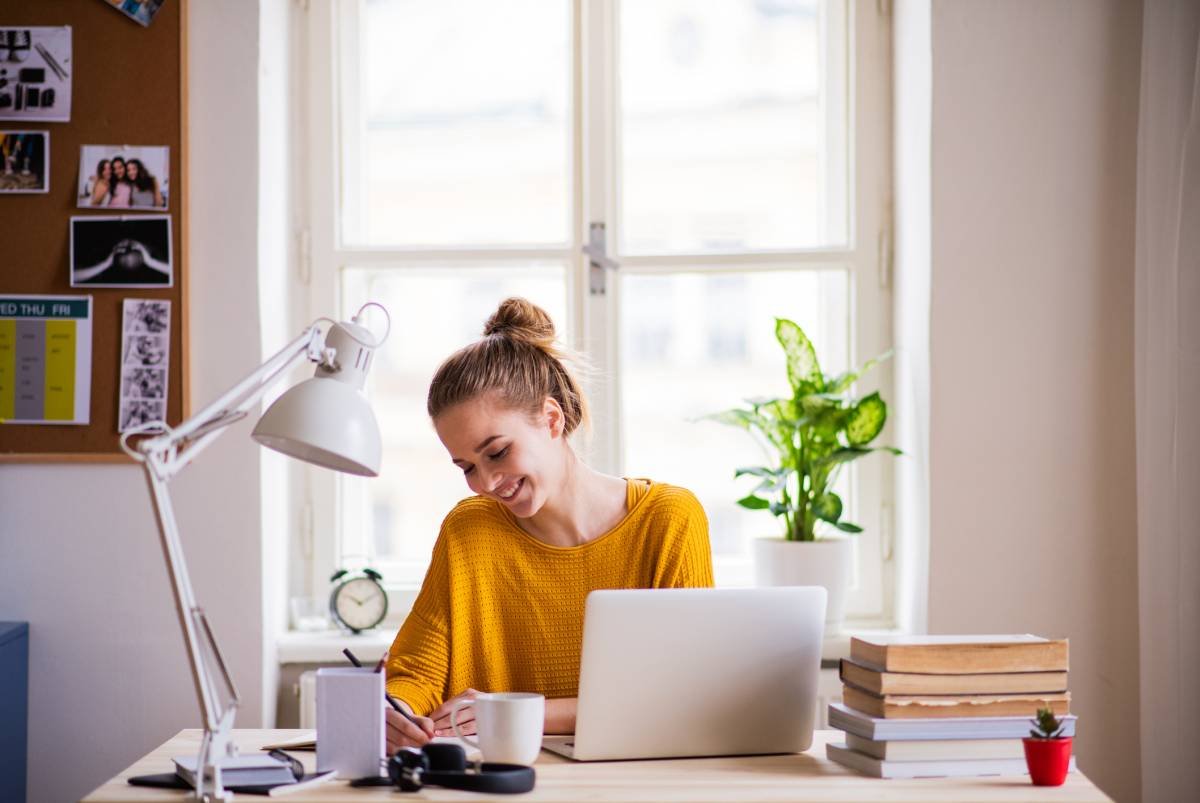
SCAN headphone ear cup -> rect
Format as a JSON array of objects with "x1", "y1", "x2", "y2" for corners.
[{"x1": 422, "y1": 742, "x2": 468, "y2": 772}]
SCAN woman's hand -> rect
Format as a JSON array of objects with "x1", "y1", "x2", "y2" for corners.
[
  {"x1": 385, "y1": 704, "x2": 436, "y2": 754},
  {"x1": 545, "y1": 697, "x2": 578, "y2": 735},
  {"x1": 427, "y1": 688, "x2": 482, "y2": 737}
]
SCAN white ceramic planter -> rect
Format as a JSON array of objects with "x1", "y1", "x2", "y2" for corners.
[{"x1": 753, "y1": 537, "x2": 852, "y2": 634}]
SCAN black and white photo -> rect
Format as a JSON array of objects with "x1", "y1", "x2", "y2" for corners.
[
  {"x1": 123, "y1": 298, "x2": 170, "y2": 334},
  {"x1": 78, "y1": 144, "x2": 169, "y2": 209},
  {"x1": 70, "y1": 216, "x2": 172, "y2": 288},
  {"x1": 0, "y1": 27, "x2": 72, "y2": 122},
  {"x1": 0, "y1": 130, "x2": 49, "y2": 193},
  {"x1": 122, "y1": 333, "x2": 168, "y2": 367},
  {"x1": 119, "y1": 398, "x2": 165, "y2": 431},
  {"x1": 118, "y1": 297, "x2": 171, "y2": 433}
]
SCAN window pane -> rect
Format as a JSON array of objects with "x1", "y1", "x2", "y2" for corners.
[
  {"x1": 619, "y1": 270, "x2": 848, "y2": 581},
  {"x1": 343, "y1": 0, "x2": 571, "y2": 246},
  {"x1": 341, "y1": 266, "x2": 568, "y2": 575},
  {"x1": 618, "y1": 0, "x2": 847, "y2": 253}
]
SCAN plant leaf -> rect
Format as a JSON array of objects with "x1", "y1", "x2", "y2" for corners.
[
  {"x1": 775, "y1": 318, "x2": 823, "y2": 392},
  {"x1": 700, "y1": 408, "x2": 755, "y2": 429},
  {"x1": 737, "y1": 494, "x2": 770, "y2": 510},
  {"x1": 835, "y1": 521, "x2": 864, "y2": 533},
  {"x1": 827, "y1": 350, "x2": 894, "y2": 394},
  {"x1": 768, "y1": 501, "x2": 789, "y2": 517},
  {"x1": 734, "y1": 466, "x2": 774, "y2": 479},
  {"x1": 812, "y1": 492, "x2": 843, "y2": 523},
  {"x1": 846, "y1": 392, "x2": 887, "y2": 445}
]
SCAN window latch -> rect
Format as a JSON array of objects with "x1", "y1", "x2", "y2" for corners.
[{"x1": 582, "y1": 222, "x2": 619, "y2": 296}]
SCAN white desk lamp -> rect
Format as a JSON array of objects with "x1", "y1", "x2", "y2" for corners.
[{"x1": 120, "y1": 302, "x2": 390, "y2": 801}]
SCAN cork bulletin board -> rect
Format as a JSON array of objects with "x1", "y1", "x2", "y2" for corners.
[{"x1": 0, "y1": 0, "x2": 186, "y2": 461}]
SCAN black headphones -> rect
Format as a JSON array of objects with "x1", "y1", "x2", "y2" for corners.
[{"x1": 386, "y1": 742, "x2": 536, "y2": 794}]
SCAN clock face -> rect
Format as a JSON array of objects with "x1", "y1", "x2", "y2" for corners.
[{"x1": 333, "y1": 576, "x2": 387, "y2": 632}]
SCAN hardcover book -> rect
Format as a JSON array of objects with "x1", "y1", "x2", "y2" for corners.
[{"x1": 849, "y1": 634, "x2": 1069, "y2": 674}]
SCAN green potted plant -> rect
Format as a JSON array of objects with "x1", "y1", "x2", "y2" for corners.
[
  {"x1": 1023, "y1": 707, "x2": 1073, "y2": 786},
  {"x1": 705, "y1": 318, "x2": 899, "y2": 632}
]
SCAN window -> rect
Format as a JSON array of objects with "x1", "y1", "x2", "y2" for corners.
[{"x1": 300, "y1": 0, "x2": 894, "y2": 621}]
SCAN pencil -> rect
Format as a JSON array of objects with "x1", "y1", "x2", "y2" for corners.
[{"x1": 341, "y1": 647, "x2": 419, "y2": 725}]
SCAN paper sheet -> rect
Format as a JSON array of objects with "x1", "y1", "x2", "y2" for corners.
[{"x1": 0, "y1": 295, "x2": 92, "y2": 425}]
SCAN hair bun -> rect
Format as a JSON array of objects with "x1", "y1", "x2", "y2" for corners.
[{"x1": 483, "y1": 297, "x2": 556, "y2": 348}]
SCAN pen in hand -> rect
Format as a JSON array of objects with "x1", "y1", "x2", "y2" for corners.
[{"x1": 342, "y1": 647, "x2": 420, "y2": 726}]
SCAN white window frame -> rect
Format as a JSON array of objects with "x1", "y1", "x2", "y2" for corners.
[{"x1": 294, "y1": 0, "x2": 895, "y2": 626}]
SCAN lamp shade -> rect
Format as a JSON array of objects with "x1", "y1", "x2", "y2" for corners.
[{"x1": 252, "y1": 376, "x2": 381, "y2": 476}]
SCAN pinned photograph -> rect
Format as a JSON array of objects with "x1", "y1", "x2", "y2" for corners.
[
  {"x1": 78, "y1": 144, "x2": 169, "y2": 209},
  {"x1": 99, "y1": 1, "x2": 167, "y2": 28},
  {"x1": 123, "y1": 333, "x2": 168, "y2": 367},
  {"x1": 70, "y1": 216, "x2": 172, "y2": 288},
  {"x1": 120, "y1": 398, "x2": 165, "y2": 431},
  {"x1": 123, "y1": 298, "x2": 170, "y2": 334},
  {"x1": 0, "y1": 131, "x2": 48, "y2": 193},
  {"x1": 0, "y1": 27, "x2": 72, "y2": 122},
  {"x1": 122, "y1": 367, "x2": 166, "y2": 399},
  {"x1": 118, "y1": 297, "x2": 171, "y2": 433}
]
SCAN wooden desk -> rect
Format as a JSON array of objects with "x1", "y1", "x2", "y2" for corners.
[{"x1": 83, "y1": 729, "x2": 1112, "y2": 802}]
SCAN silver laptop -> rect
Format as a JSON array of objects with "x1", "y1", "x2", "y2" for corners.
[{"x1": 542, "y1": 586, "x2": 826, "y2": 761}]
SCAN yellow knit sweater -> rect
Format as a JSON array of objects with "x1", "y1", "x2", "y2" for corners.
[{"x1": 385, "y1": 479, "x2": 714, "y2": 715}]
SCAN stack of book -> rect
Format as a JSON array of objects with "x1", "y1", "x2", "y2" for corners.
[{"x1": 827, "y1": 634, "x2": 1076, "y2": 779}]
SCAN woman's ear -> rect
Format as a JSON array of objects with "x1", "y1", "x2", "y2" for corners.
[{"x1": 542, "y1": 396, "x2": 565, "y2": 439}]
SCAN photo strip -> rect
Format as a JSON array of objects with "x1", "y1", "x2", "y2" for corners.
[
  {"x1": 78, "y1": 144, "x2": 169, "y2": 209},
  {"x1": 118, "y1": 298, "x2": 170, "y2": 433},
  {"x1": 70, "y1": 215, "x2": 172, "y2": 288},
  {"x1": 99, "y1": 0, "x2": 168, "y2": 28},
  {"x1": 0, "y1": 131, "x2": 49, "y2": 193},
  {"x1": 0, "y1": 27, "x2": 72, "y2": 122}
]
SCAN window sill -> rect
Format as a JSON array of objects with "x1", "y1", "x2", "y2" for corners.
[
  {"x1": 275, "y1": 623, "x2": 902, "y2": 667},
  {"x1": 277, "y1": 628, "x2": 395, "y2": 665}
]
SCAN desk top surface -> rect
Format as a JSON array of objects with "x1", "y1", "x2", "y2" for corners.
[{"x1": 82, "y1": 729, "x2": 1112, "y2": 803}]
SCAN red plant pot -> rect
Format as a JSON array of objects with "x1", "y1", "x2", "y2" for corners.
[{"x1": 1023, "y1": 736, "x2": 1073, "y2": 786}]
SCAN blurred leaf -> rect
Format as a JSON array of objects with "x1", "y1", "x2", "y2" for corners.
[
  {"x1": 769, "y1": 501, "x2": 789, "y2": 517},
  {"x1": 737, "y1": 494, "x2": 770, "y2": 510},
  {"x1": 735, "y1": 466, "x2": 774, "y2": 479},
  {"x1": 827, "y1": 350, "x2": 894, "y2": 394},
  {"x1": 813, "y1": 492, "x2": 843, "y2": 523},
  {"x1": 846, "y1": 392, "x2": 887, "y2": 445},
  {"x1": 835, "y1": 521, "x2": 864, "y2": 534},
  {"x1": 775, "y1": 318, "x2": 823, "y2": 392}
]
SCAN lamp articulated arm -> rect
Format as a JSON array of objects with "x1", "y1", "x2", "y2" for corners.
[
  {"x1": 120, "y1": 304, "x2": 387, "y2": 801},
  {"x1": 121, "y1": 323, "x2": 335, "y2": 802}
]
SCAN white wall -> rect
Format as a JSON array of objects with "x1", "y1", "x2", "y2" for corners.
[
  {"x1": 0, "y1": 3, "x2": 264, "y2": 800},
  {"x1": 927, "y1": 1, "x2": 1142, "y2": 801}
]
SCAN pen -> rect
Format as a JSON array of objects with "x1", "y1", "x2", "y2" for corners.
[{"x1": 342, "y1": 647, "x2": 420, "y2": 725}]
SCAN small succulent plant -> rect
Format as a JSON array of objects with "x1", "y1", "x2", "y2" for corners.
[{"x1": 1029, "y1": 707, "x2": 1067, "y2": 739}]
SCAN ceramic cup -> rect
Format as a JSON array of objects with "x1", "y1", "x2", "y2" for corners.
[{"x1": 451, "y1": 692, "x2": 545, "y2": 766}]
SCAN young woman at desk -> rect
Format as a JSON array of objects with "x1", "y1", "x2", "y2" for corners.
[{"x1": 385, "y1": 297, "x2": 714, "y2": 752}]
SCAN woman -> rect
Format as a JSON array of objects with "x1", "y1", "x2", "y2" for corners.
[
  {"x1": 107, "y1": 157, "x2": 132, "y2": 208},
  {"x1": 384, "y1": 298, "x2": 714, "y2": 751},
  {"x1": 126, "y1": 158, "x2": 163, "y2": 208},
  {"x1": 88, "y1": 159, "x2": 112, "y2": 206}
]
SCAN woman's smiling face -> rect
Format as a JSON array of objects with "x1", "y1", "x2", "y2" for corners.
[{"x1": 434, "y1": 392, "x2": 565, "y2": 518}]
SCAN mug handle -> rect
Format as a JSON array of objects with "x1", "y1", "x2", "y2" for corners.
[{"x1": 450, "y1": 698, "x2": 480, "y2": 749}]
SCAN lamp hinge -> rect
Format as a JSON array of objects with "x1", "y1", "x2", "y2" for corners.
[
  {"x1": 583, "y1": 222, "x2": 619, "y2": 296},
  {"x1": 297, "y1": 227, "x2": 312, "y2": 286},
  {"x1": 878, "y1": 221, "x2": 893, "y2": 290}
]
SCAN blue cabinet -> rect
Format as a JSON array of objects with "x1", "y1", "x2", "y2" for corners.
[{"x1": 0, "y1": 622, "x2": 28, "y2": 803}]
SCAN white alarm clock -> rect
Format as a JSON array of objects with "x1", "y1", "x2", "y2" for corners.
[{"x1": 329, "y1": 568, "x2": 388, "y2": 633}]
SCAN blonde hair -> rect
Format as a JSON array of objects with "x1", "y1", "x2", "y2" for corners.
[{"x1": 427, "y1": 297, "x2": 590, "y2": 436}]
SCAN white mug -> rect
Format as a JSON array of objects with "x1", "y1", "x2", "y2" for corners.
[{"x1": 451, "y1": 692, "x2": 545, "y2": 766}]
